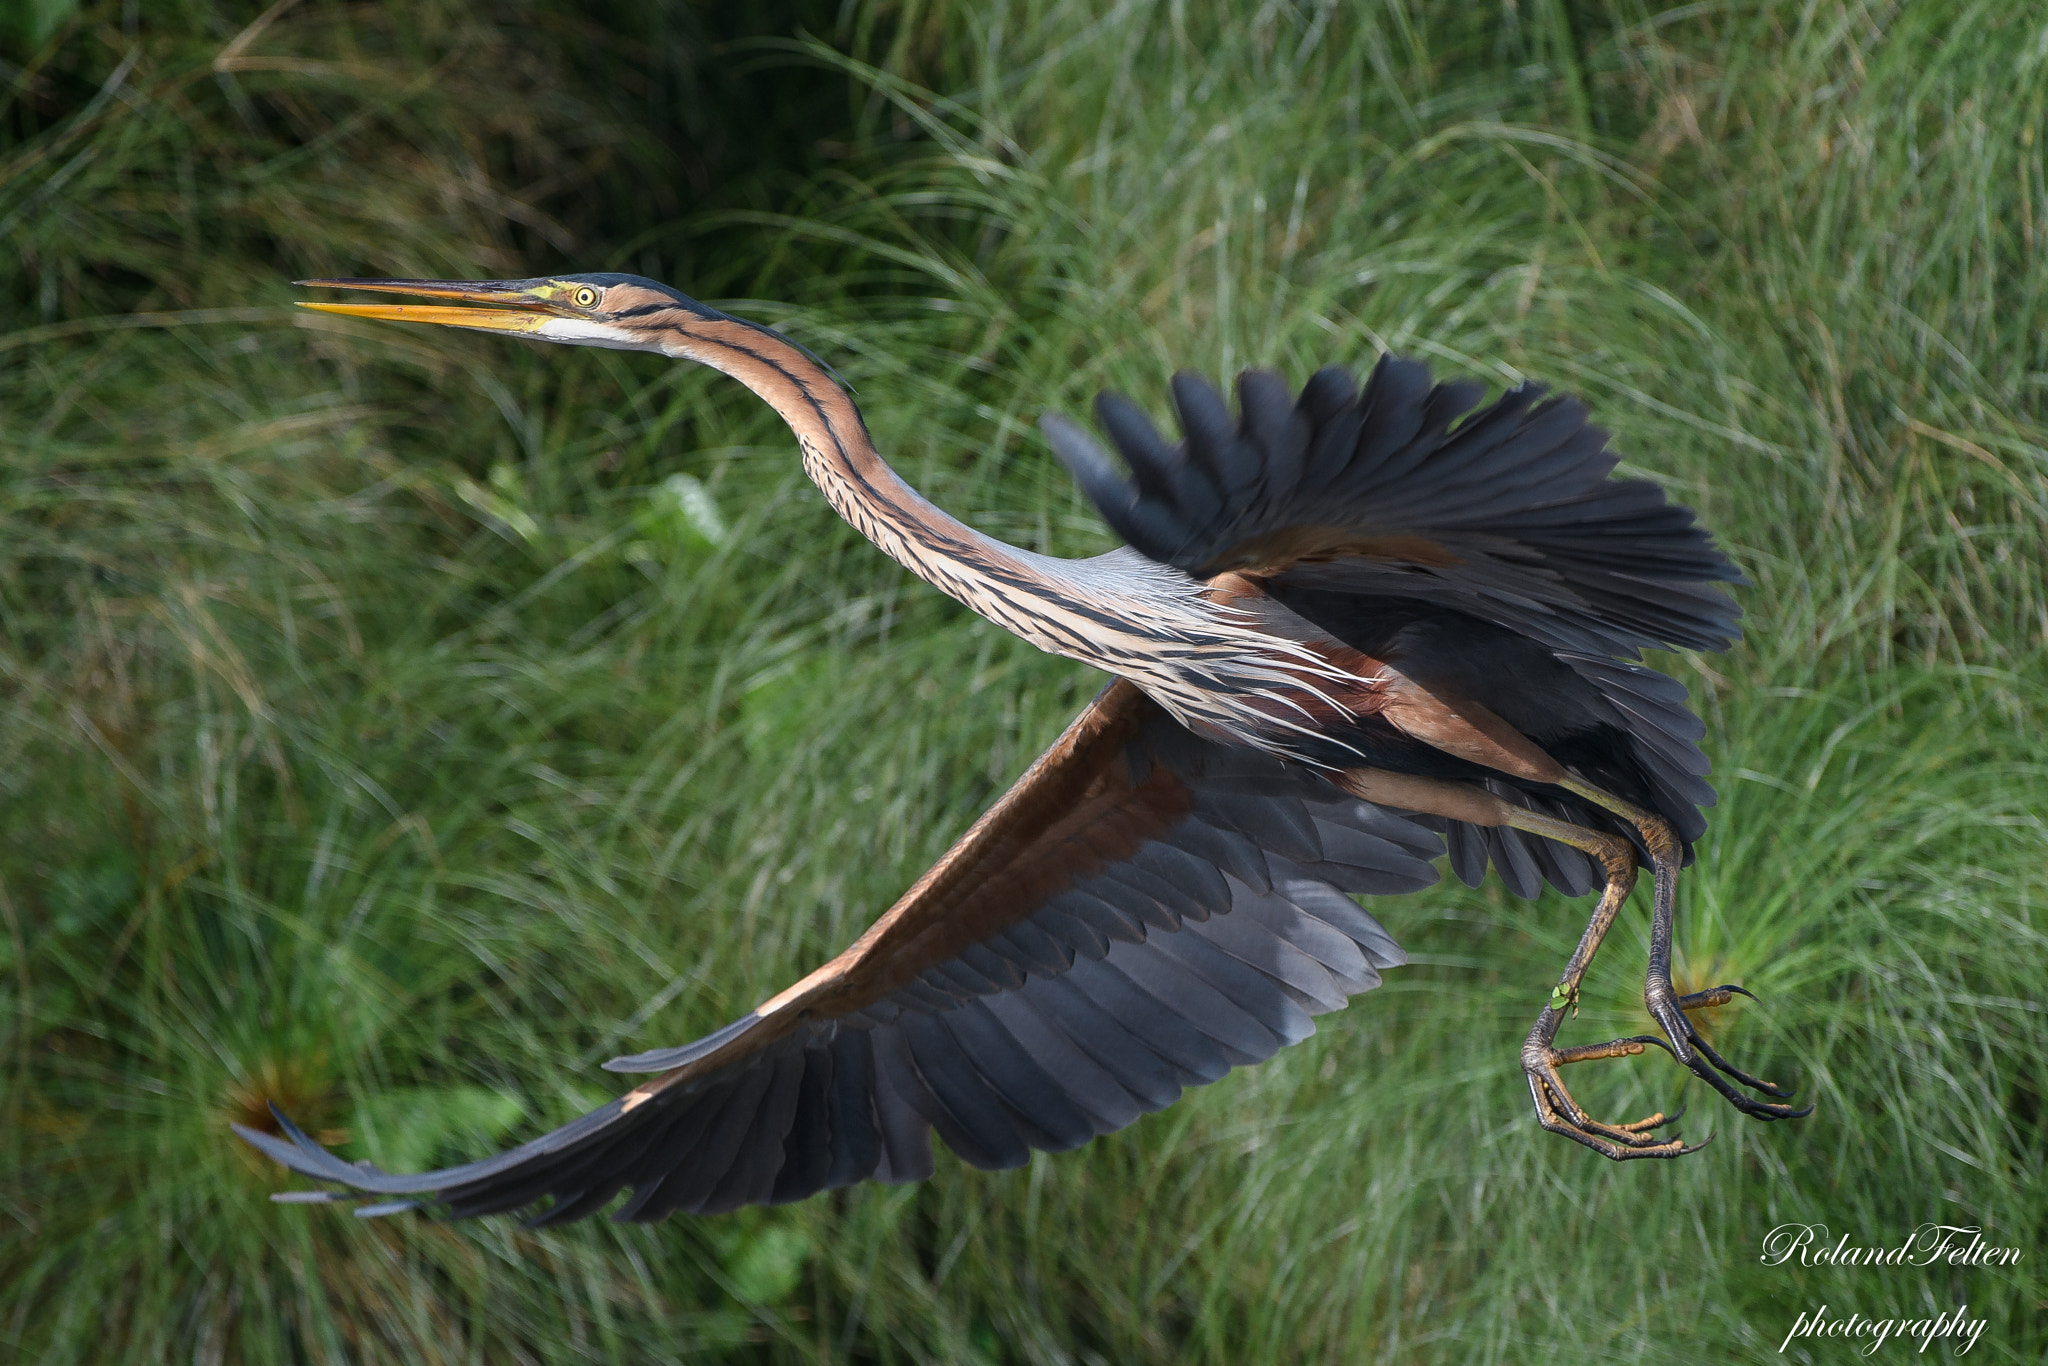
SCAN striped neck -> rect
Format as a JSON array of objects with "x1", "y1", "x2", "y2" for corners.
[
  {"x1": 655, "y1": 313, "x2": 1117, "y2": 654},
  {"x1": 649, "y1": 307, "x2": 1366, "y2": 763}
]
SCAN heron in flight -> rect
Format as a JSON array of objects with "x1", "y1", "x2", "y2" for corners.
[{"x1": 238, "y1": 273, "x2": 1807, "y2": 1224}]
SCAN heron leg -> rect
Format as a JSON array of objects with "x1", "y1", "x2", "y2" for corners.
[
  {"x1": 1336, "y1": 770, "x2": 1691, "y2": 1157},
  {"x1": 1556, "y1": 776, "x2": 1811, "y2": 1124}
]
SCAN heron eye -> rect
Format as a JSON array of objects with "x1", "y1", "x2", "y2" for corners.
[{"x1": 572, "y1": 286, "x2": 598, "y2": 308}]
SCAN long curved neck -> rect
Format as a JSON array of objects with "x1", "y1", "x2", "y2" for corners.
[
  {"x1": 646, "y1": 307, "x2": 1368, "y2": 758},
  {"x1": 660, "y1": 314, "x2": 1109, "y2": 649}
]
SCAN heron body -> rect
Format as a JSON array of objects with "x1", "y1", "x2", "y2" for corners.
[{"x1": 240, "y1": 272, "x2": 1806, "y2": 1225}]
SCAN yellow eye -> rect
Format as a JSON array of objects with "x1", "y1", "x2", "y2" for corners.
[{"x1": 572, "y1": 286, "x2": 598, "y2": 308}]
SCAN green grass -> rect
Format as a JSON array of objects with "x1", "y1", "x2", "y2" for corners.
[{"x1": 4, "y1": 1, "x2": 2045, "y2": 1361}]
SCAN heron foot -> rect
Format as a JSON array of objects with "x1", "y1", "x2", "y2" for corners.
[
  {"x1": 1521, "y1": 1008, "x2": 1702, "y2": 1160},
  {"x1": 1644, "y1": 982, "x2": 1813, "y2": 1122}
]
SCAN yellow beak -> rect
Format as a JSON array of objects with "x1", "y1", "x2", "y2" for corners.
[{"x1": 295, "y1": 278, "x2": 564, "y2": 334}]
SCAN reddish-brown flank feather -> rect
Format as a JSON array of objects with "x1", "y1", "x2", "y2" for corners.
[
  {"x1": 1200, "y1": 569, "x2": 1566, "y2": 784},
  {"x1": 1198, "y1": 571, "x2": 1389, "y2": 726},
  {"x1": 1372, "y1": 671, "x2": 1568, "y2": 784}
]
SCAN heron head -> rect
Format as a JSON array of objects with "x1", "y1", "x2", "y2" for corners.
[{"x1": 296, "y1": 273, "x2": 722, "y2": 354}]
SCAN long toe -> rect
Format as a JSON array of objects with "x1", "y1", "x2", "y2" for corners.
[{"x1": 1526, "y1": 1047, "x2": 1699, "y2": 1156}]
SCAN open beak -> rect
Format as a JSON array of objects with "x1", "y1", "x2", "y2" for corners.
[{"x1": 296, "y1": 278, "x2": 565, "y2": 335}]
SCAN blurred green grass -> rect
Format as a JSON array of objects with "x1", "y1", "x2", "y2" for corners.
[{"x1": 3, "y1": 1, "x2": 2044, "y2": 1362}]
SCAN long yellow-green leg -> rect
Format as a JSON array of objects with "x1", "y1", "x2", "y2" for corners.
[
  {"x1": 1556, "y1": 776, "x2": 1811, "y2": 1125},
  {"x1": 1337, "y1": 770, "x2": 1689, "y2": 1158}
]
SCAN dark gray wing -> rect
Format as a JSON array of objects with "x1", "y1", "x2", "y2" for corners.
[
  {"x1": 1041, "y1": 355, "x2": 1742, "y2": 657},
  {"x1": 238, "y1": 682, "x2": 1436, "y2": 1224},
  {"x1": 1042, "y1": 358, "x2": 1739, "y2": 895}
]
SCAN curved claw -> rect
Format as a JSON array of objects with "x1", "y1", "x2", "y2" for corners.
[
  {"x1": 1530, "y1": 1077, "x2": 1706, "y2": 1161},
  {"x1": 1698, "y1": 1063, "x2": 1814, "y2": 1119},
  {"x1": 1688, "y1": 1031, "x2": 1800, "y2": 1099},
  {"x1": 1608, "y1": 1107, "x2": 1683, "y2": 1136},
  {"x1": 1649, "y1": 1100, "x2": 1688, "y2": 1129},
  {"x1": 1525, "y1": 1029, "x2": 1702, "y2": 1156},
  {"x1": 1667, "y1": 1031, "x2": 1812, "y2": 1118},
  {"x1": 1676, "y1": 982, "x2": 1758, "y2": 1011},
  {"x1": 1546, "y1": 1124, "x2": 1699, "y2": 1161},
  {"x1": 1646, "y1": 979, "x2": 1809, "y2": 1111},
  {"x1": 1621, "y1": 1033, "x2": 1678, "y2": 1059}
]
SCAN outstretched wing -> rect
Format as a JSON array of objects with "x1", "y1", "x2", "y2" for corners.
[
  {"x1": 1043, "y1": 356, "x2": 1740, "y2": 655},
  {"x1": 1041, "y1": 357, "x2": 1740, "y2": 894},
  {"x1": 238, "y1": 681, "x2": 1438, "y2": 1224}
]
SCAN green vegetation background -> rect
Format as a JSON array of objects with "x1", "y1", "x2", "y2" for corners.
[{"x1": 3, "y1": 1, "x2": 2043, "y2": 1361}]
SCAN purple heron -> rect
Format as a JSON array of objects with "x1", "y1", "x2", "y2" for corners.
[{"x1": 237, "y1": 273, "x2": 1806, "y2": 1225}]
